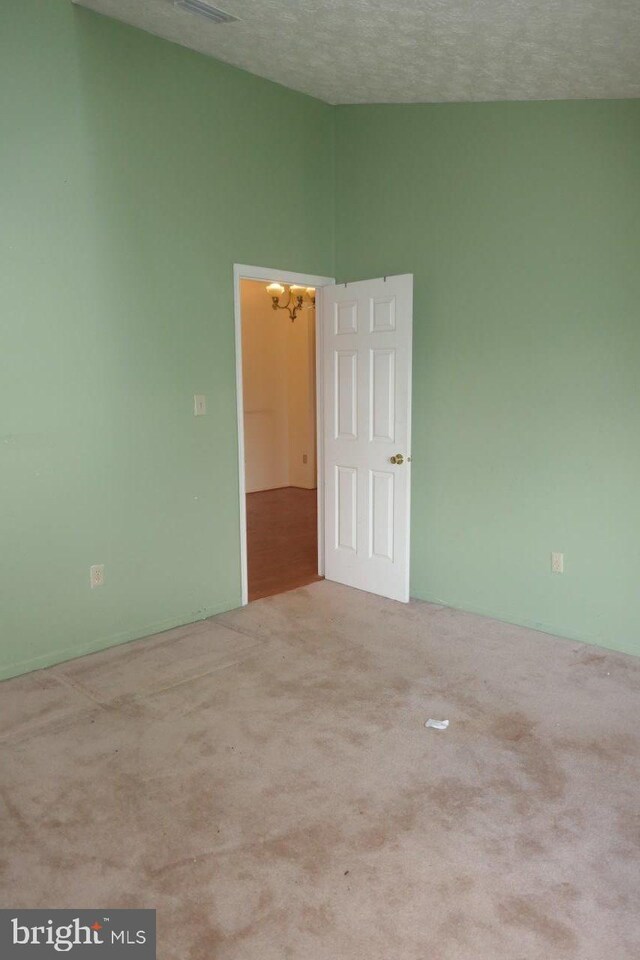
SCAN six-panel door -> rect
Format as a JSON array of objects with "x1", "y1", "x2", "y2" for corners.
[{"x1": 322, "y1": 275, "x2": 413, "y2": 602}]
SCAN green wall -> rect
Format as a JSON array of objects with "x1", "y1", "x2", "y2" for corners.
[
  {"x1": 335, "y1": 102, "x2": 640, "y2": 656},
  {"x1": 2, "y1": 3, "x2": 639, "y2": 679},
  {"x1": 0, "y1": 0, "x2": 334, "y2": 679}
]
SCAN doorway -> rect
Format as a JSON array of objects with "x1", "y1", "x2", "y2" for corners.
[
  {"x1": 234, "y1": 265, "x2": 334, "y2": 604},
  {"x1": 234, "y1": 267, "x2": 413, "y2": 606}
]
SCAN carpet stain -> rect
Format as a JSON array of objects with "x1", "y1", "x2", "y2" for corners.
[{"x1": 497, "y1": 895, "x2": 579, "y2": 951}]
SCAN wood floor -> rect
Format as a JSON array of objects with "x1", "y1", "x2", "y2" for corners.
[{"x1": 246, "y1": 486, "x2": 322, "y2": 601}]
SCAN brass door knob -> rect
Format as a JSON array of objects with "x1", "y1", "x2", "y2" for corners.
[{"x1": 389, "y1": 453, "x2": 404, "y2": 465}]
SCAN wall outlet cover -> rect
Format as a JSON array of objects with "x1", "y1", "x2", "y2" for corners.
[
  {"x1": 551, "y1": 552, "x2": 564, "y2": 574},
  {"x1": 90, "y1": 564, "x2": 105, "y2": 588}
]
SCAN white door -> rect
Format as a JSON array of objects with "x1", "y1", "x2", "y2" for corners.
[{"x1": 322, "y1": 274, "x2": 413, "y2": 602}]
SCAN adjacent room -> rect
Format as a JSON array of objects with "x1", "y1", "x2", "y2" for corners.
[
  {"x1": 240, "y1": 276, "x2": 321, "y2": 600},
  {"x1": 1, "y1": 1, "x2": 639, "y2": 958}
]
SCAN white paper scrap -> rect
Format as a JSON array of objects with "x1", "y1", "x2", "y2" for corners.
[{"x1": 425, "y1": 718, "x2": 449, "y2": 730}]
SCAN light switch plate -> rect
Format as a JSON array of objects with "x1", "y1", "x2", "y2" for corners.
[{"x1": 194, "y1": 394, "x2": 206, "y2": 416}]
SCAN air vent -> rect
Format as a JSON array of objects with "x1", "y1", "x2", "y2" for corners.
[{"x1": 174, "y1": 0, "x2": 239, "y2": 24}]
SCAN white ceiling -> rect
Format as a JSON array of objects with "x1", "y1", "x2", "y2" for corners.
[{"x1": 73, "y1": 0, "x2": 640, "y2": 104}]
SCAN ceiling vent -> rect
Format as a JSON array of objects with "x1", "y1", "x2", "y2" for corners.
[{"x1": 174, "y1": 0, "x2": 239, "y2": 24}]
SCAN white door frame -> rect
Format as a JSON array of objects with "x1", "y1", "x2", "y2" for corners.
[{"x1": 233, "y1": 263, "x2": 335, "y2": 605}]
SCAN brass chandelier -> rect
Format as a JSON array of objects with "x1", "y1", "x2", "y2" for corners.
[{"x1": 266, "y1": 283, "x2": 316, "y2": 322}]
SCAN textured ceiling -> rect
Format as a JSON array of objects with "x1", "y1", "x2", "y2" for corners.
[{"x1": 73, "y1": 0, "x2": 640, "y2": 104}]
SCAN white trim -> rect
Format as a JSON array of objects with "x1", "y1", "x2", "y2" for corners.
[
  {"x1": 315, "y1": 285, "x2": 325, "y2": 576},
  {"x1": 233, "y1": 264, "x2": 335, "y2": 605}
]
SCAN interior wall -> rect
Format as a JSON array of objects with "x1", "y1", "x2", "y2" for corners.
[
  {"x1": 335, "y1": 100, "x2": 640, "y2": 657},
  {"x1": 3, "y1": 1, "x2": 639, "y2": 679},
  {"x1": 286, "y1": 309, "x2": 317, "y2": 489},
  {"x1": 241, "y1": 280, "x2": 316, "y2": 493},
  {"x1": 241, "y1": 281, "x2": 289, "y2": 492},
  {"x1": 0, "y1": 0, "x2": 333, "y2": 680}
]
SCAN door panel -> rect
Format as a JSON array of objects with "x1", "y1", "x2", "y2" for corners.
[
  {"x1": 336, "y1": 465, "x2": 357, "y2": 552},
  {"x1": 369, "y1": 469, "x2": 394, "y2": 561},
  {"x1": 336, "y1": 300, "x2": 358, "y2": 335},
  {"x1": 370, "y1": 348, "x2": 395, "y2": 442},
  {"x1": 335, "y1": 351, "x2": 357, "y2": 439},
  {"x1": 322, "y1": 274, "x2": 413, "y2": 602}
]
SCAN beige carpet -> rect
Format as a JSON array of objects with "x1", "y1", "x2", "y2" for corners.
[{"x1": 1, "y1": 581, "x2": 639, "y2": 959}]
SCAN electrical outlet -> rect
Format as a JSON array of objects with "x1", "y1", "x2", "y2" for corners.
[
  {"x1": 302, "y1": 453, "x2": 308, "y2": 464},
  {"x1": 90, "y1": 564, "x2": 105, "y2": 589},
  {"x1": 551, "y1": 552, "x2": 564, "y2": 574},
  {"x1": 193, "y1": 394, "x2": 206, "y2": 416}
]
